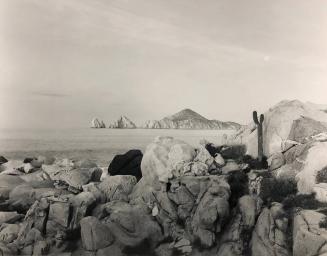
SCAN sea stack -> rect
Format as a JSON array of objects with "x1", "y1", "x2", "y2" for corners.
[
  {"x1": 109, "y1": 116, "x2": 137, "y2": 129},
  {"x1": 91, "y1": 118, "x2": 106, "y2": 128}
]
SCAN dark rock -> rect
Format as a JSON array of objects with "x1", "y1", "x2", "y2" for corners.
[
  {"x1": 0, "y1": 156, "x2": 8, "y2": 165},
  {"x1": 108, "y1": 150, "x2": 143, "y2": 181},
  {"x1": 23, "y1": 157, "x2": 36, "y2": 164},
  {"x1": 220, "y1": 145, "x2": 246, "y2": 159},
  {"x1": 205, "y1": 143, "x2": 223, "y2": 157}
]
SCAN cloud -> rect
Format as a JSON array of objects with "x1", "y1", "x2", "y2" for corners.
[{"x1": 31, "y1": 92, "x2": 71, "y2": 98}]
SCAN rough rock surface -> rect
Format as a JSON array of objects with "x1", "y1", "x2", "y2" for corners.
[
  {"x1": 293, "y1": 210, "x2": 327, "y2": 256},
  {"x1": 109, "y1": 116, "x2": 137, "y2": 129},
  {"x1": 91, "y1": 118, "x2": 106, "y2": 128},
  {"x1": 250, "y1": 203, "x2": 290, "y2": 256},
  {"x1": 234, "y1": 100, "x2": 327, "y2": 157},
  {"x1": 3, "y1": 133, "x2": 327, "y2": 255}
]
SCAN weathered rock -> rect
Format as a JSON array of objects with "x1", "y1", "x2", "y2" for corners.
[
  {"x1": 0, "y1": 212, "x2": 23, "y2": 225},
  {"x1": 190, "y1": 177, "x2": 230, "y2": 248},
  {"x1": 220, "y1": 145, "x2": 246, "y2": 159},
  {"x1": 108, "y1": 150, "x2": 143, "y2": 181},
  {"x1": 288, "y1": 116, "x2": 327, "y2": 144},
  {"x1": 190, "y1": 162, "x2": 209, "y2": 176},
  {"x1": 0, "y1": 156, "x2": 8, "y2": 165},
  {"x1": 37, "y1": 155, "x2": 56, "y2": 165},
  {"x1": 98, "y1": 175, "x2": 136, "y2": 202},
  {"x1": 0, "y1": 175, "x2": 25, "y2": 200},
  {"x1": 109, "y1": 116, "x2": 136, "y2": 129},
  {"x1": 80, "y1": 216, "x2": 114, "y2": 251},
  {"x1": 233, "y1": 100, "x2": 327, "y2": 157},
  {"x1": 101, "y1": 201, "x2": 163, "y2": 252},
  {"x1": 69, "y1": 192, "x2": 96, "y2": 230},
  {"x1": 0, "y1": 223, "x2": 20, "y2": 243},
  {"x1": 268, "y1": 152, "x2": 285, "y2": 171},
  {"x1": 53, "y1": 167, "x2": 102, "y2": 191},
  {"x1": 194, "y1": 146, "x2": 214, "y2": 167},
  {"x1": 8, "y1": 184, "x2": 71, "y2": 212},
  {"x1": 48, "y1": 202, "x2": 71, "y2": 228},
  {"x1": 16, "y1": 199, "x2": 49, "y2": 247},
  {"x1": 141, "y1": 137, "x2": 195, "y2": 184},
  {"x1": 295, "y1": 141, "x2": 327, "y2": 195},
  {"x1": 214, "y1": 153, "x2": 225, "y2": 167},
  {"x1": 221, "y1": 160, "x2": 240, "y2": 174},
  {"x1": 218, "y1": 195, "x2": 261, "y2": 256},
  {"x1": 0, "y1": 242, "x2": 18, "y2": 255},
  {"x1": 293, "y1": 210, "x2": 327, "y2": 256},
  {"x1": 250, "y1": 203, "x2": 290, "y2": 256}
]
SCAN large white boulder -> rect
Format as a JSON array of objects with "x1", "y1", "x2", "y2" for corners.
[
  {"x1": 296, "y1": 142, "x2": 327, "y2": 195},
  {"x1": 141, "y1": 137, "x2": 196, "y2": 183},
  {"x1": 234, "y1": 100, "x2": 327, "y2": 158}
]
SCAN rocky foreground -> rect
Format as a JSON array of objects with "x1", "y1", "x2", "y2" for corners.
[
  {"x1": 0, "y1": 131, "x2": 327, "y2": 256},
  {"x1": 1, "y1": 99, "x2": 327, "y2": 255}
]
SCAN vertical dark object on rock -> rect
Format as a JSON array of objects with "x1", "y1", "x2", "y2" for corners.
[{"x1": 253, "y1": 111, "x2": 264, "y2": 162}]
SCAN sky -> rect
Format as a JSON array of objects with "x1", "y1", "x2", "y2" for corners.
[{"x1": 1, "y1": 0, "x2": 327, "y2": 129}]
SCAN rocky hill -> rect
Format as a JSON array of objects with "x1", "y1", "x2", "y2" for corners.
[
  {"x1": 143, "y1": 108, "x2": 241, "y2": 130},
  {"x1": 109, "y1": 116, "x2": 137, "y2": 129},
  {"x1": 90, "y1": 118, "x2": 106, "y2": 128}
]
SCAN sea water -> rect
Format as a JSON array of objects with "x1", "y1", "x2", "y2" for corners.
[{"x1": 0, "y1": 128, "x2": 236, "y2": 167}]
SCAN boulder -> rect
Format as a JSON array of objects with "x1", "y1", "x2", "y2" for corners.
[
  {"x1": 194, "y1": 146, "x2": 214, "y2": 167},
  {"x1": 221, "y1": 160, "x2": 240, "y2": 174},
  {"x1": 295, "y1": 142, "x2": 327, "y2": 195},
  {"x1": 233, "y1": 100, "x2": 327, "y2": 157},
  {"x1": 0, "y1": 212, "x2": 23, "y2": 225},
  {"x1": 52, "y1": 167, "x2": 102, "y2": 191},
  {"x1": 8, "y1": 184, "x2": 71, "y2": 212},
  {"x1": 218, "y1": 195, "x2": 261, "y2": 256},
  {"x1": 98, "y1": 175, "x2": 137, "y2": 202},
  {"x1": 268, "y1": 152, "x2": 285, "y2": 171},
  {"x1": 250, "y1": 203, "x2": 290, "y2": 256},
  {"x1": 141, "y1": 137, "x2": 195, "y2": 183},
  {"x1": 37, "y1": 155, "x2": 56, "y2": 165},
  {"x1": 0, "y1": 224, "x2": 20, "y2": 243},
  {"x1": 16, "y1": 199, "x2": 49, "y2": 246},
  {"x1": 0, "y1": 156, "x2": 8, "y2": 165},
  {"x1": 30, "y1": 159, "x2": 43, "y2": 168},
  {"x1": 101, "y1": 201, "x2": 163, "y2": 252},
  {"x1": 0, "y1": 175, "x2": 25, "y2": 200},
  {"x1": 69, "y1": 192, "x2": 97, "y2": 230},
  {"x1": 293, "y1": 210, "x2": 327, "y2": 256},
  {"x1": 214, "y1": 153, "x2": 225, "y2": 167},
  {"x1": 108, "y1": 150, "x2": 143, "y2": 181},
  {"x1": 190, "y1": 177, "x2": 230, "y2": 248},
  {"x1": 288, "y1": 116, "x2": 327, "y2": 144},
  {"x1": 48, "y1": 202, "x2": 71, "y2": 228},
  {"x1": 80, "y1": 216, "x2": 114, "y2": 251},
  {"x1": 219, "y1": 145, "x2": 246, "y2": 159}
]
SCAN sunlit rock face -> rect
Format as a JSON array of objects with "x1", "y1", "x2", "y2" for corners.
[
  {"x1": 108, "y1": 116, "x2": 137, "y2": 129},
  {"x1": 91, "y1": 118, "x2": 106, "y2": 128},
  {"x1": 234, "y1": 100, "x2": 327, "y2": 158},
  {"x1": 142, "y1": 108, "x2": 241, "y2": 130}
]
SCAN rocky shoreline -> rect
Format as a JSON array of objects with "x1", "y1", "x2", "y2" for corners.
[
  {"x1": 0, "y1": 132, "x2": 327, "y2": 256},
  {"x1": 1, "y1": 100, "x2": 327, "y2": 255}
]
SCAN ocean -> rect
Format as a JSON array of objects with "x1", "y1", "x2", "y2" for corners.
[{"x1": 0, "y1": 128, "x2": 236, "y2": 167}]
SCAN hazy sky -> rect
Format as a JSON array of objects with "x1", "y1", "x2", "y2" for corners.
[{"x1": 1, "y1": 0, "x2": 327, "y2": 129}]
